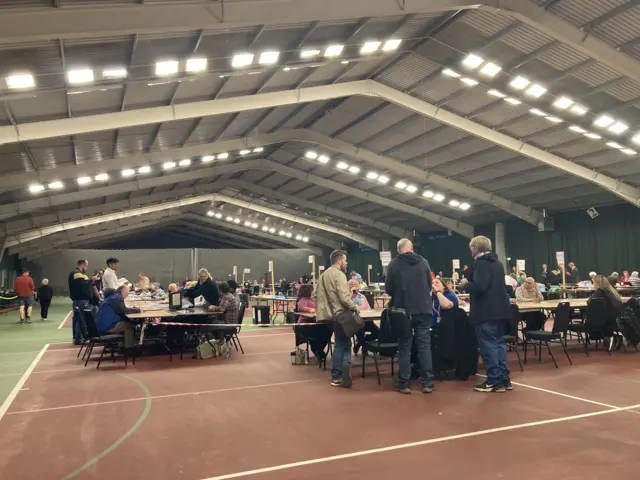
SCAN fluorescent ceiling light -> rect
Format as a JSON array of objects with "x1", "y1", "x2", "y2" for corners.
[
  {"x1": 395, "y1": 181, "x2": 407, "y2": 189},
  {"x1": 48, "y1": 181, "x2": 63, "y2": 189},
  {"x1": 279, "y1": 230, "x2": 286, "y2": 236},
  {"x1": 459, "y1": 202, "x2": 471, "y2": 211},
  {"x1": 300, "y1": 49, "x2": 321, "y2": 59},
  {"x1": 259, "y1": 51, "x2": 280, "y2": 65},
  {"x1": 207, "y1": 211, "x2": 215, "y2": 217},
  {"x1": 138, "y1": 165, "x2": 151, "y2": 174},
  {"x1": 67, "y1": 68, "x2": 94, "y2": 84},
  {"x1": 232, "y1": 53, "x2": 254, "y2": 68},
  {"x1": 341, "y1": 60, "x2": 349, "y2": 65},
  {"x1": 336, "y1": 161, "x2": 349, "y2": 170},
  {"x1": 318, "y1": 154, "x2": 329, "y2": 164},
  {"x1": 569, "y1": 125, "x2": 586, "y2": 133},
  {"x1": 95, "y1": 173, "x2": 109, "y2": 181},
  {"x1": 631, "y1": 133, "x2": 640, "y2": 144},
  {"x1": 269, "y1": 228, "x2": 276, "y2": 234},
  {"x1": 226, "y1": 216, "x2": 234, "y2": 222},
  {"x1": 6, "y1": 73, "x2": 35, "y2": 89},
  {"x1": 244, "y1": 221, "x2": 252, "y2": 227},
  {"x1": 286, "y1": 232, "x2": 293, "y2": 238},
  {"x1": 305, "y1": 151, "x2": 318, "y2": 159},
  {"x1": 504, "y1": 97, "x2": 521, "y2": 105},
  {"x1": 215, "y1": 213, "x2": 222, "y2": 219},
  {"x1": 545, "y1": 116, "x2": 562, "y2": 123},
  {"x1": 606, "y1": 142, "x2": 623, "y2": 149},
  {"x1": 366, "y1": 171, "x2": 379, "y2": 180},
  {"x1": 488, "y1": 89, "x2": 506, "y2": 98},
  {"x1": 262, "y1": 226, "x2": 269, "y2": 231},
  {"x1": 163, "y1": 161, "x2": 176, "y2": 170},
  {"x1": 442, "y1": 68, "x2": 460, "y2": 78},
  {"x1": 28, "y1": 184, "x2": 45, "y2": 193},
  {"x1": 102, "y1": 68, "x2": 127, "y2": 79},
  {"x1": 449, "y1": 199, "x2": 460, "y2": 207},
  {"x1": 217, "y1": 152, "x2": 229, "y2": 160},
  {"x1": 570, "y1": 105, "x2": 588, "y2": 115},
  {"x1": 377, "y1": 175, "x2": 389, "y2": 184},
  {"x1": 405, "y1": 185, "x2": 418, "y2": 193},
  {"x1": 77, "y1": 176, "x2": 92, "y2": 185},
  {"x1": 348, "y1": 165, "x2": 360, "y2": 174},
  {"x1": 510, "y1": 76, "x2": 530, "y2": 90},
  {"x1": 525, "y1": 84, "x2": 547, "y2": 98},
  {"x1": 239, "y1": 149, "x2": 251, "y2": 155},
  {"x1": 302, "y1": 236, "x2": 309, "y2": 242},
  {"x1": 155, "y1": 60, "x2": 179, "y2": 76},
  {"x1": 253, "y1": 147, "x2": 264, "y2": 153},
  {"x1": 553, "y1": 96, "x2": 573, "y2": 109},
  {"x1": 324, "y1": 45, "x2": 344, "y2": 57},
  {"x1": 433, "y1": 193, "x2": 445, "y2": 202},
  {"x1": 251, "y1": 223, "x2": 258, "y2": 229},
  {"x1": 233, "y1": 218, "x2": 240, "y2": 224},
  {"x1": 479, "y1": 62, "x2": 501, "y2": 77},
  {"x1": 423, "y1": 190, "x2": 434, "y2": 198},
  {"x1": 621, "y1": 148, "x2": 637, "y2": 155},
  {"x1": 460, "y1": 77, "x2": 478, "y2": 86},
  {"x1": 202, "y1": 155, "x2": 215, "y2": 163},
  {"x1": 462, "y1": 54, "x2": 484, "y2": 69},
  {"x1": 186, "y1": 58, "x2": 207, "y2": 72},
  {"x1": 594, "y1": 115, "x2": 614, "y2": 128},
  {"x1": 608, "y1": 122, "x2": 628, "y2": 134},
  {"x1": 584, "y1": 133, "x2": 601, "y2": 140},
  {"x1": 121, "y1": 169, "x2": 136, "y2": 177},
  {"x1": 178, "y1": 159, "x2": 191, "y2": 167},
  {"x1": 361, "y1": 41, "x2": 381, "y2": 54},
  {"x1": 382, "y1": 39, "x2": 402, "y2": 51},
  {"x1": 295, "y1": 235, "x2": 302, "y2": 240},
  {"x1": 529, "y1": 109, "x2": 547, "y2": 116}
]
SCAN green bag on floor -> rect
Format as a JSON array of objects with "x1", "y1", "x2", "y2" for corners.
[{"x1": 196, "y1": 338, "x2": 228, "y2": 359}]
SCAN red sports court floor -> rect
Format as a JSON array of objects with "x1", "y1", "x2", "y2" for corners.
[{"x1": 1, "y1": 330, "x2": 640, "y2": 480}]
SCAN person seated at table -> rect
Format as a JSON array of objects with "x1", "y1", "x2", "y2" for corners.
[
  {"x1": 432, "y1": 278, "x2": 459, "y2": 327},
  {"x1": 295, "y1": 284, "x2": 330, "y2": 361},
  {"x1": 608, "y1": 276, "x2": 619, "y2": 287},
  {"x1": 591, "y1": 275, "x2": 624, "y2": 349},
  {"x1": 134, "y1": 273, "x2": 151, "y2": 291},
  {"x1": 516, "y1": 277, "x2": 544, "y2": 303},
  {"x1": 167, "y1": 283, "x2": 179, "y2": 294},
  {"x1": 185, "y1": 268, "x2": 220, "y2": 307},
  {"x1": 349, "y1": 279, "x2": 379, "y2": 355},
  {"x1": 621, "y1": 271, "x2": 631, "y2": 283},
  {"x1": 96, "y1": 285, "x2": 140, "y2": 348},
  {"x1": 296, "y1": 284, "x2": 316, "y2": 322},
  {"x1": 150, "y1": 283, "x2": 165, "y2": 298},
  {"x1": 208, "y1": 282, "x2": 238, "y2": 324},
  {"x1": 629, "y1": 271, "x2": 640, "y2": 288}
]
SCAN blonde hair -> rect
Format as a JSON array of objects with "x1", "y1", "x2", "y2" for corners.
[
  {"x1": 167, "y1": 283, "x2": 178, "y2": 293},
  {"x1": 198, "y1": 268, "x2": 212, "y2": 281},
  {"x1": 593, "y1": 274, "x2": 621, "y2": 301},
  {"x1": 469, "y1": 235, "x2": 492, "y2": 253}
]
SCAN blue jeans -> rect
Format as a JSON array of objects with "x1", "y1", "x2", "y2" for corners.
[
  {"x1": 72, "y1": 300, "x2": 89, "y2": 343},
  {"x1": 398, "y1": 314, "x2": 434, "y2": 388},
  {"x1": 331, "y1": 326, "x2": 352, "y2": 380},
  {"x1": 476, "y1": 320, "x2": 510, "y2": 386}
]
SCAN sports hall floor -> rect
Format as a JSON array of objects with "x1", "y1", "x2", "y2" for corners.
[{"x1": 1, "y1": 299, "x2": 640, "y2": 479}]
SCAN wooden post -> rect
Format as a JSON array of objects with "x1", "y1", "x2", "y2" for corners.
[
  {"x1": 269, "y1": 261, "x2": 275, "y2": 295},
  {"x1": 310, "y1": 255, "x2": 316, "y2": 295},
  {"x1": 367, "y1": 264, "x2": 372, "y2": 286},
  {"x1": 561, "y1": 264, "x2": 566, "y2": 299},
  {"x1": 242, "y1": 270, "x2": 245, "y2": 286},
  {"x1": 233, "y1": 265, "x2": 238, "y2": 283}
]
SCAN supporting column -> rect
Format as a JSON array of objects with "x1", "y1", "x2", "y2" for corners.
[
  {"x1": 0, "y1": 237, "x2": 6, "y2": 265},
  {"x1": 190, "y1": 248, "x2": 198, "y2": 280},
  {"x1": 495, "y1": 222, "x2": 507, "y2": 272}
]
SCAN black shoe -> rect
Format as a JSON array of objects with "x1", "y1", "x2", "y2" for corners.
[
  {"x1": 474, "y1": 380, "x2": 505, "y2": 393},
  {"x1": 353, "y1": 343, "x2": 361, "y2": 356},
  {"x1": 503, "y1": 380, "x2": 513, "y2": 391}
]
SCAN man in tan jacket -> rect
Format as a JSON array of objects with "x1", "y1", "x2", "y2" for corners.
[{"x1": 317, "y1": 250, "x2": 358, "y2": 388}]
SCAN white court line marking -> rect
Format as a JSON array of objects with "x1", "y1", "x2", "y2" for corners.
[
  {"x1": 7, "y1": 379, "x2": 314, "y2": 415},
  {"x1": 200, "y1": 403, "x2": 640, "y2": 480},
  {"x1": 57, "y1": 310, "x2": 72, "y2": 329},
  {"x1": 0, "y1": 344, "x2": 49, "y2": 423}
]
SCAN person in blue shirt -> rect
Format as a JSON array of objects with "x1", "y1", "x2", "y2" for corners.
[
  {"x1": 96, "y1": 285, "x2": 140, "y2": 348},
  {"x1": 432, "y1": 278, "x2": 459, "y2": 326}
]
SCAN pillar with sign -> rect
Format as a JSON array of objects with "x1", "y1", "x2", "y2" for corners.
[
  {"x1": 452, "y1": 259, "x2": 460, "y2": 289},
  {"x1": 367, "y1": 264, "x2": 372, "y2": 286},
  {"x1": 268, "y1": 260, "x2": 275, "y2": 295},
  {"x1": 242, "y1": 268, "x2": 250, "y2": 285},
  {"x1": 380, "y1": 251, "x2": 392, "y2": 282},
  {"x1": 556, "y1": 251, "x2": 565, "y2": 297},
  {"x1": 516, "y1": 259, "x2": 525, "y2": 280},
  {"x1": 233, "y1": 265, "x2": 238, "y2": 283},
  {"x1": 309, "y1": 255, "x2": 316, "y2": 294}
]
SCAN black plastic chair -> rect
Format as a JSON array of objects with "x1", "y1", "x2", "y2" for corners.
[
  {"x1": 504, "y1": 304, "x2": 524, "y2": 372},
  {"x1": 524, "y1": 302, "x2": 572, "y2": 368},
  {"x1": 363, "y1": 309, "x2": 403, "y2": 385},
  {"x1": 225, "y1": 304, "x2": 246, "y2": 354},
  {"x1": 567, "y1": 298, "x2": 610, "y2": 357},
  {"x1": 82, "y1": 309, "x2": 130, "y2": 369}
]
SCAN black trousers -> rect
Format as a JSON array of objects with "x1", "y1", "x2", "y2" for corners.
[{"x1": 40, "y1": 300, "x2": 51, "y2": 319}]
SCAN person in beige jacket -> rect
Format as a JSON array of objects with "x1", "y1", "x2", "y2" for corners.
[{"x1": 317, "y1": 250, "x2": 358, "y2": 388}]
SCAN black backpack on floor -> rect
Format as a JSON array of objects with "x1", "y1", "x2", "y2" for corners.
[{"x1": 617, "y1": 300, "x2": 640, "y2": 346}]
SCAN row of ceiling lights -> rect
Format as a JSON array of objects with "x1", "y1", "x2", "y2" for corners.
[
  {"x1": 4, "y1": 39, "x2": 402, "y2": 90},
  {"x1": 304, "y1": 150, "x2": 470, "y2": 211},
  {"x1": 446, "y1": 53, "x2": 639, "y2": 156},
  {"x1": 26, "y1": 147, "x2": 264, "y2": 193},
  {"x1": 206, "y1": 210, "x2": 310, "y2": 242}
]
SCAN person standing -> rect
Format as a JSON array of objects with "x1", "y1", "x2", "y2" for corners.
[
  {"x1": 36, "y1": 278, "x2": 53, "y2": 321},
  {"x1": 14, "y1": 269, "x2": 35, "y2": 324},
  {"x1": 568, "y1": 262, "x2": 581, "y2": 282},
  {"x1": 102, "y1": 257, "x2": 120, "y2": 296},
  {"x1": 541, "y1": 263, "x2": 551, "y2": 283},
  {"x1": 458, "y1": 236, "x2": 512, "y2": 393},
  {"x1": 316, "y1": 250, "x2": 358, "y2": 388},
  {"x1": 385, "y1": 238, "x2": 436, "y2": 394},
  {"x1": 68, "y1": 259, "x2": 91, "y2": 345}
]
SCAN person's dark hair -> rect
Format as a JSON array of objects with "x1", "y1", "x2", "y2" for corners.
[
  {"x1": 77, "y1": 259, "x2": 88, "y2": 266},
  {"x1": 297, "y1": 284, "x2": 313, "y2": 300},
  {"x1": 330, "y1": 250, "x2": 346, "y2": 265},
  {"x1": 607, "y1": 276, "x2": 619, "y2": 287},
  {"x1": 117, "y1": 285, "x2": 128, "y2": 293},
  {"x1": 219, "y1": 281, "x2": 231, "y2": 294},
  {"x1": 434, "y1": 277, "x2": 450, "y2": 292},
  {"x1": 106, "y1": 257, "x2": 119, "y2": 266},
  {"x1": 227, "y1": 280, "x2": 238, "y2": 291}
]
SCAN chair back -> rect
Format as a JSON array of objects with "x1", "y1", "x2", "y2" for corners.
[
  {"x1": 362, "y1": 291, "x2": 374, "y2": 309},
  {"x1": 386, "y1": 308, "x2": 412, "y2": 339},
  {"x1": 82, "y1": 308, "x2": 100, "y2": 338},
  {"x1": 552, "y1": 302, "x2": 571, "y2": 334},
  {"x1": 378, "y1": 310, "x2": 400, "y2": 356},
  {"x1": 585, "y1": 298, "x2": 609, "y2": 330},
  {"x1": 237, "y1": 304, "x2": 246, "y2": 331}
]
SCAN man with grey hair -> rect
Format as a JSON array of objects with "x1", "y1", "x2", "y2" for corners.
[
  {"x1": 385, "y1": 238, "x2": 435, "y2": 394},
  {"x1": 459, "y1": 235, "x2": 512, "y2": 393}
]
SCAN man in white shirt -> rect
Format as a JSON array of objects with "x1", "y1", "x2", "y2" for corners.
[{"x1": 102, "y1": 257, "x2": 120, "y2": 295}]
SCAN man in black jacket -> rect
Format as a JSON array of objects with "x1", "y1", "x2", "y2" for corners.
[
  {"x1": 68, "y1": 259, "x2": 92, "y2": 345},
  {"x1": 385, "y1": 238, "x2": 435, "y2": 394},
  {"x1": 459, "y1": 236, "x2": 512, "y2": 393}
]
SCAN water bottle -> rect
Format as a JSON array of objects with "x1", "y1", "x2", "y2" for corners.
[
  {"x1": 226, "y1": 345, "x2": 231, "y2": 358},
  {"x1": 304, "y1": 350, "x2": 309, "y2": 364}
]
